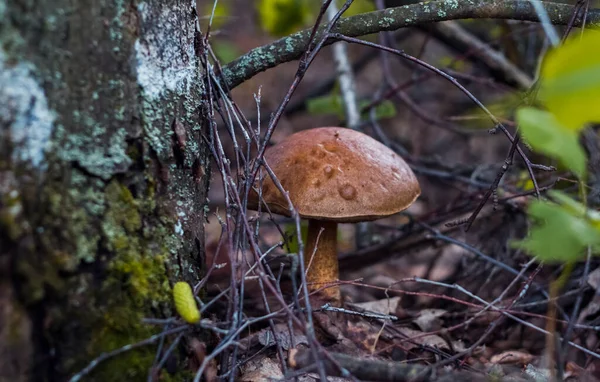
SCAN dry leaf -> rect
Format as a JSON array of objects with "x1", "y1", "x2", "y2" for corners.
[
  {"x1": 413, "y1": 309, "x2": 446, "y2": 332},
  {"x1": 490, "y1": 350, "x2": 534, "y2": 365},
  {"x1": 188, "y1": 338, "x2": 217, "y2": 381},
  {"x1": 345, "y1": 320, "x2": 386, "y2": 351},
  {"x1": 427, "y1": 244, "x2": 464, "y2": 281},
  {"x1": 239, "y1": 355, "x2": 284, "y2": 381},
  {"x1": 578, "y1": 295, "x2": 600, "y2": 324},
  {"x1": 257, "y1": 323, "x2": 308, "y2": 350},
  {"x1": 452, "y1": 339, "x2": 468, "y2": 353},
  {"x1": 350, "y1": 296, "x2": 401, "y2": 316},
  {"x1": 564, "y1": 361, "x2": 585, "y2": 379},
  {"x1": 396, "y1": 327, "x2": 449, "y2": 350},
  {"x1": 587, "y1": 267, "x2": 600, "y2": 290}
]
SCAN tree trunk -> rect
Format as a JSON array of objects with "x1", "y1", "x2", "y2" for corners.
[{"x1": 0, "y1": 1, "x2": 209, "y2": 381}]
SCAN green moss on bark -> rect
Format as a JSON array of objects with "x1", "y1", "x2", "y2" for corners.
[
  {"x1": 42, "y1": 178, "x2": 179, "y2": 380},
  {"x1": 8, "y1": 166, "x2": 196, "y2": 380}
]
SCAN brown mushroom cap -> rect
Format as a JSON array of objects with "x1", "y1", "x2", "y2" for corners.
[{"x1": 249, "y1": 127, "x2": 420, "y2": 222}]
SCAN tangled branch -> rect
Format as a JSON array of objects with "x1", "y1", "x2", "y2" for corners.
[{"x1": 221, "y1": 0, "x2": 600, "y2": 89}]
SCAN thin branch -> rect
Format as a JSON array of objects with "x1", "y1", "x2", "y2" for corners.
[
  {"x1": 288, "y1": 348, "x2": 490, "y2": 381},
  {"x1": 428, "y1": 21, "x2": 533, "y2": 89},
  {"x1": 221, "y1": 0, "x2": 599, "y2": 89},
  {"x1": 412, "y1": 277, "x2": 600, "y2": 360}
]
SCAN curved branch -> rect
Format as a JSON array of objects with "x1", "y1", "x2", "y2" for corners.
[{"x1": 221, "y1": 0, "x2": 599, "y2": 89}]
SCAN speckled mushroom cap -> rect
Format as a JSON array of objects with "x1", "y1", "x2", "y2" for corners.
[{"x1": 249, "y1": 127, "x2": 421, "y2": 222}]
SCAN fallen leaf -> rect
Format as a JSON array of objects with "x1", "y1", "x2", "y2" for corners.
[
  {"x1": 452, "y1": 339, "x2": 468, "y2": 353},
  {"x1": 565, "y1": 361, "x2": 585, "y2": 379},
  {"x1": 577, "y1": 295, "x2": 600, "y2": 324},
  {"x1": 396, "y1": 327, "x2": 449, "y2": 350},
  {"x1": 257, "y1": 323, "x2": 308, "y2": 350},
  {"x1": 587, "y1": 267, "x2": 600, "y2": 290},
  {"x1": 350, "y1": 296, "x2": 401, "y2": 316},
  {"x1": 413, "y1": 309, "x2": 446, "y2": 332},
  {"x1": 490, "y1": 350, "x2": 534, "y2": 365},
  {"x1": 239, "y1": 355, "x2": 284, "y2": 381},
  {"x1": 188, "y1": 339, "x2": 217, "y2": 381},
  {"x1": 345, "y1": 320, "x2": 387, "y2": 352}
]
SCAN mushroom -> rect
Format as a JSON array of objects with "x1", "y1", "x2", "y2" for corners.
[{"x1": 248, "y1": 127, "x2": 420, "y2": 304}]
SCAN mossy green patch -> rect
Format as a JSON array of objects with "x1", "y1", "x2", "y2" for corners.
[
  {"x1": 18, "y1": 172, "x2": 183, "y2": 380},
  {"x1": 102, "y1": 181, "x2": 142, "y2": 242},
  {"x1": 82, "y1": 180, "x2": 175, "y2": 380}
]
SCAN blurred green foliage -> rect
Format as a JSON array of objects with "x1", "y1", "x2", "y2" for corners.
[
  {"x1": 307, "y1": 93, "x2": 397, "y2": 121},
  {"x1": 212, "y1": 40, "x2": 241, "y2": 64},
  {"x1": 514, "y1": 32, "x2": 600, "y2": 263},
  {"x1": 200, "y1": 1, "x2": 230, "y2": 30},
  {"x1": 514, "y1": 191, "x2": 600, "y2": 262},
  {"x1": 256, "y1": 0, "x2": 376, "y2": 37}
]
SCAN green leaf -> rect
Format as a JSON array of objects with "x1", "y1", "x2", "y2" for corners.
[
  {"x1": 307, "y1": 95, "x2": 397, "y2": 121},
  {"x1": 359, "y1": 99, "x2": 397, "y2": 120},
  {"x1": 512, "y1": 197, "x2": 600, "y2": 262},
  {"x1": 256, "y1": 0, "x2": 313, "y2": 37},
  {"x1": 549, "y1": 191, "x2": 600, "y2": 229},
  {"x1": 255, "y1": 0, "x2": 375, "y2": 39},
  {"x1": 307, "y1": 94, "x2": 344, "y2": 118},
  {"x1": 516, "y1": 107, "x2": 587, "y2": 179},
  {"x1": 211, "y1": 40, "x2": 240, "y2": 64},
  {"x1": 200, "y1": 1, "x2": 230, "y2": 30},
  {"x1": 539, "y1": 32, "x2": 600, "y2": 131}
]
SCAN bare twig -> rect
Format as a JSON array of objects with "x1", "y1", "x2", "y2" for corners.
[
  {"x1": 318, "y1": 303, "x2": 399, "y2": 321},
  {"x1": 411, "y1": 277, "x2": 600, "y2": 360},
  {"x1": 288, "y1": 348, "x2": 491, "y2": 381},
  {"x1": 428, "y1": 21, "x2": 533, "y2": 89}
]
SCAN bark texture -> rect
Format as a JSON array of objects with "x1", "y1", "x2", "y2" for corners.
[{"x1": 0, "y1": 0, "x2": 209, "y2": 380}]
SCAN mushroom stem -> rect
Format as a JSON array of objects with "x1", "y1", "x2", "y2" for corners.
[{"x1": 304, "y1": 219, "x2": 341, "y2": 303}]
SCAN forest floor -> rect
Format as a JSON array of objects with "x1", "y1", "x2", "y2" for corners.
[{"x1": 196, "y1": 1, "x2": 600, "y2": 381}]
